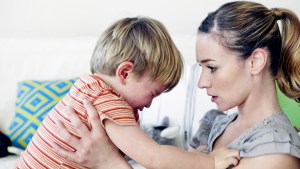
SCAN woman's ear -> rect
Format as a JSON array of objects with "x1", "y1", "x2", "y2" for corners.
[
  {"x1": 116, "y1": 61, "x2": 134, "y2": 84},
  {"x1": 248, "y1": 48, "x2": 268, "y2": 75}
]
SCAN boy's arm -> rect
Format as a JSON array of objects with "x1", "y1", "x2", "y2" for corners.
[
  {"x1": 105, "y1": 120, "x2": 239, "y2": 169},
  {"x1": 232, "y1": 154, "x2": 300, "y2": 169}
]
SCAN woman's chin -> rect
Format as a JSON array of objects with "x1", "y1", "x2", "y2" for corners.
[{"x1": 216, "y1": 105, "x2": 232, "y2": 112}]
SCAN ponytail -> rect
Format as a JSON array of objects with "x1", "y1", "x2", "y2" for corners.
[{"x1": 273, "y1": 8, "x2": 300, "y2": 102}]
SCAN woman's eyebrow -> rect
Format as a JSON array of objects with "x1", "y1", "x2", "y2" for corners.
[{"x1": 198, "y1": 59, "x2": 215, "y2": 64}]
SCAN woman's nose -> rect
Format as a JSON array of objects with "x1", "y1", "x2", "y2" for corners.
[{"x1": 198, "y1": 73, "x2": 211, "y2": 89}]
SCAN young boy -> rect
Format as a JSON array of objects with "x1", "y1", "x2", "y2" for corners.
[{"x1": 15, "y1": 16, "x2": 238, "y2": 169}]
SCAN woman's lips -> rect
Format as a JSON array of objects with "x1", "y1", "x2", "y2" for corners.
[{"x1": 211, "y1": 96, "x2": 218, "y2": 102}]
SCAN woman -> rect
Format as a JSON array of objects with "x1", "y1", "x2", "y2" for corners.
[
  {"x1": 53, "y1": 1, "x2": 300, "y2": 168},
  {"x1": 192, "y1": 1, "x2": 300, "y2": 168}
]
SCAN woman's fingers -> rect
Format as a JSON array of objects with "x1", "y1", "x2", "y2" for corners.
[
  {"x1": 52, "y1": 120, "x2": 79, "y2": 161},
  {"x1": 51, "y1": 140, "x2": 78, "y2": 161},
  {"x1": 55, "y1": 107, "x2": 92, "y2": 160},
  {"x1": 52, "y1": 100, "x2": 127, "y2": 168},
  {"x1": 83, "y1": 100, "x2": 106, "y2": 139},
  {"x1": 55, "y1": 119, "x2": 80, "y2": 148},
  {"x1": 66, "y1": 106, "x2": 90, "y2": 136},
  {"x1": 83, "y1": 100, "x2": 102, "y2": 130}
]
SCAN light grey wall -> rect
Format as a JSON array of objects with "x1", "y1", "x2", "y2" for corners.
[{"x1": 1, "y1": 0, "x2": 299, "y2": 38}]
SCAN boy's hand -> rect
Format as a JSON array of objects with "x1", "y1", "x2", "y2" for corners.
[{"x1": 210, "y1": 147, "x2": 240, "y2": 169}]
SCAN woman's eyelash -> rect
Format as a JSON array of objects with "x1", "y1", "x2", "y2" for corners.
[
  {"x1": 207, "y1": 66, "x2": 217, "y2": 72},
  {"x1": 197, "y1": 63, "x2": 216, "y2": 72}
]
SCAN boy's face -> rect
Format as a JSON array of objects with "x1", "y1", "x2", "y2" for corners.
[{"x1": 122, "y1": 73, "x2": 166, "y2": 112}]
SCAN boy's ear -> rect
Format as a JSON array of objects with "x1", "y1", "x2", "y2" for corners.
[
  {"x1": 116, "y1": 61, "x2": 134, "y2": 84},
  {"x1": 248, "y1": 48, "x2": 268, "y2": 75}
]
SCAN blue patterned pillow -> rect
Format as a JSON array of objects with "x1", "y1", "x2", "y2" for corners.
[{"x1": 8, "y1": 78, "x2": 76, "y2": 149}]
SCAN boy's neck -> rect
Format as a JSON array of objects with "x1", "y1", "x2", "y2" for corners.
[{"x1": 94, "y1": 73, "x2": 120, "y2": 92}]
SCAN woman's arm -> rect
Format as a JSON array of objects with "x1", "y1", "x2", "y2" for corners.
[{"x1": 232, "y1": 154, "x2": 300, "y2": 169}]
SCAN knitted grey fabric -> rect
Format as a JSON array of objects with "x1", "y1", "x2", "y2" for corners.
[
  {"x1": 189, "y1": 109, "x2": 226, "y2": 148},
  {"x1": 207, "y1": 112, "x2": 300, "y2": 158}
]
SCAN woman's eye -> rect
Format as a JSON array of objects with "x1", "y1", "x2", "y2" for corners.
[{"x1": 207, "y1": 66, "x2": 217, "y2": 73}]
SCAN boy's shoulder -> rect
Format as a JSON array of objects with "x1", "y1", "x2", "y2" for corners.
[
  {"x1": 72, "y1": 74, "x2": 122, "y2": 98},
  {"x1": 75, "y1": 74, "x2": 110, "y2": 90}
]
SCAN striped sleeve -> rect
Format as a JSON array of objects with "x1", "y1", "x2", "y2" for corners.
[
  {"x1": 94, "y1": 92, "x2": 138, "y2": 126},
  {"x1": 75, "y1": 74, "x2": 138, "y2": 126}
]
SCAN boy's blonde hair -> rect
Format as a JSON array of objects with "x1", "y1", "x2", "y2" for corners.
[{"x1": 90, "y1": 16, "x2": 183, "y2": 92}]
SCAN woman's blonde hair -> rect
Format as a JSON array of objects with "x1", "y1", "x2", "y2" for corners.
[
  {"x1": 91, "y1": 16, "x2": 183, "y2": 92},
  {"x1": 198, "y1": 1, "x2": 300, "y2": 102}
]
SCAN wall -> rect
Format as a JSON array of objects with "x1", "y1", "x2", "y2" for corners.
[
  {"x1": 1, "y1": 0, "x2": 299, "y2": 60},
  {"x1": 1, "y1": 0, "x2": 299, "y2": 37},
  {"x1": 1, "y1": 0, "x2": 299, "y2": 59}
]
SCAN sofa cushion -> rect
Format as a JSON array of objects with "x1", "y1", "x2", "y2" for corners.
[{"x1": 8, "y1": 78, "x2": 76, "y2": 149}]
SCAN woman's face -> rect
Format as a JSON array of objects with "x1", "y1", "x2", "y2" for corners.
[{"x1": 196, "y1": 34, "x2": 252, "y2": 111}]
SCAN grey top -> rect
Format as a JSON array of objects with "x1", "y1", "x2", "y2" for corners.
[{"x1": 207, "y1": 112, "x2": 300, "y2": 158}]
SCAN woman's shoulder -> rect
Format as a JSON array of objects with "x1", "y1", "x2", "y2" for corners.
[
  {"x1": 231, "y1": 112, "x2": 300, "y2": 159},
  {"x1": 233, "y1": 154, "x2": 300, "y2": 169}
]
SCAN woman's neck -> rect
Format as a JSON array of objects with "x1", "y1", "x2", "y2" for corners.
[{"x1": 236, "y1": 79, "x2": 281, "y2": 128}]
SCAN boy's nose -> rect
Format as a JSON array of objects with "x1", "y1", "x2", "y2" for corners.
[{"x1": 145, "y1": 101, "x2": 152, "y2": 108}]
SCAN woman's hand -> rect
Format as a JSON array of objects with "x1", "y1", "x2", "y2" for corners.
[{"x1": 51, "y1": 100, "x2": 132, "y2": 169}]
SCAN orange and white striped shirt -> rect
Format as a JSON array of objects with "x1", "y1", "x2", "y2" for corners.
[{"x1": 15, "y1": 74, "x2": 139, "y2": 169}]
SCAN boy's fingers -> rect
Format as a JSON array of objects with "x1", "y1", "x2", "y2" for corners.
[
  {"x1": 66, "y1": 106, "x2": 90, "y2": 136},
  {"x1": 229, "y1": 149, "x2": 240, "y2": 160},
  {"x1": 210, "y1": 147, "x2": 241, "y2": 168},
  {"x1": 228, "y1": 157, "x2": 239, "y2": 167},
  {"x1": 227, "y1": 149, "x2": 240, "y2": 167}
]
